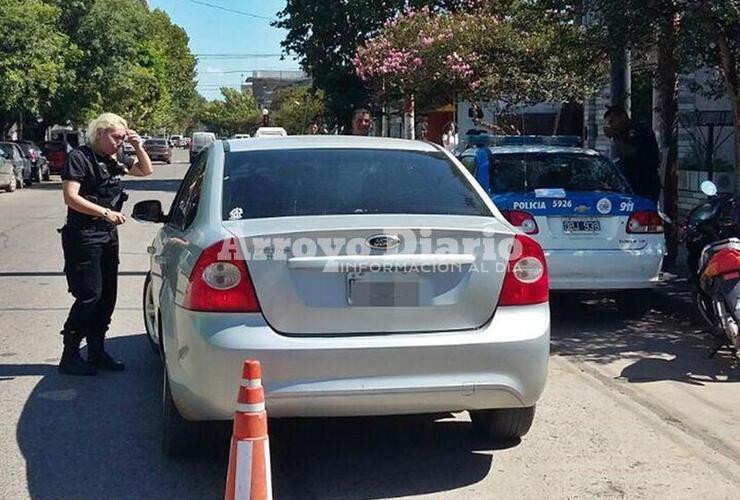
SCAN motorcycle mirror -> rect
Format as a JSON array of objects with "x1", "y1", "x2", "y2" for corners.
[{"x1": 700, "y1": 180, "x2": 717, "y2": 196}]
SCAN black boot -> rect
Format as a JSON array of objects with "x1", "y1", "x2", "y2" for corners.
[
  {"x1": 87, "y1": 334, "x2": 125, "y2": 371},
  {"x1": 59, "y1": 332, "x2": 97, "y2": 376}
]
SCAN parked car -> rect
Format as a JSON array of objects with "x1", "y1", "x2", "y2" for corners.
[
  {"x1": 189, "y1": 132, "x2": 216, "y2": 163},
  {"x1": 0, "y1": 142, "x2": 32, "y2": 187},
  {"x1": 40, "y1": 141, "x2": 68, "y2": 175},
  {"x1": 458, "y1": 135, "x2": 664, "y2": 317},
  {"x1": 143, "y1": 138, "x2": 172, "y2": 163},
  {"x1": 0, "y1": 149, "x2": 17, "y2": 192},
  {"x1": 254, "y1": 127, "x2": 287, "y2": 138},
  {"x1": 170, "y1": 135, "x2": 183, "y2": 148},
  {"x1": 15, "y1": 140, "x2": 50, "y2": 182},
  {"x1": 133, "y1": 136, "x2": 550, "y2": 456}
]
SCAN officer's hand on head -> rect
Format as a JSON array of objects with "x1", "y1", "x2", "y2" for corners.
[
  {"x1": 104, "y1": 210, "x2": 126, "y2": 225},
  {"x1": 127, "y1": 129, "x2": 142, "y2": 149}
]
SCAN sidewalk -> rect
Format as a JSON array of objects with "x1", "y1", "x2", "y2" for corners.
[{"x1": 653, "y1": 247, "x2": 699, "y2": 322}]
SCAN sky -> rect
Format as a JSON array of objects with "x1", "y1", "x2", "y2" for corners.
[{"x1": 148, "y1": 0, "x2": 301, "y2": 100}]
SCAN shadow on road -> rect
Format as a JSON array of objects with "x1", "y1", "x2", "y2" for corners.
[
  {"x1": 550, "y1": 295, "x2": 740, "y2": 386},
  {"x1": 7, "y1": 334, "x2": 505, "y2": 499}
]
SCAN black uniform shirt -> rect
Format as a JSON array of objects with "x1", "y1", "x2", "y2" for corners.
[
  {"x1": 613, "y1": 123, "x2": 662, "y2": 203},
  {"x1": 62, "y1": 146, "x2": 133, "y2": 225}
]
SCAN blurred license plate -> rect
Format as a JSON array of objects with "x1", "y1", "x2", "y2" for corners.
[
  {"x1": 347, "y1": 272, "x2": 420, "y2": 307},
  {"x1": 563, "y1": 219, "x2": 601, "y2": 233}
]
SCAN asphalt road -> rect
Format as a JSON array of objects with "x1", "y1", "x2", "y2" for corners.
[{"x1": 1, "y1": 148, "x2": 739, "y2": 499}]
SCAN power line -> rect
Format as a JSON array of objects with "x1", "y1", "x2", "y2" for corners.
[{"x1": 179, "y1": 0, "x2": 276, "y2": 22}]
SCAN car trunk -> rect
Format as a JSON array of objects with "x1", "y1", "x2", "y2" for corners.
[{"x1": 224, "y1": 215, "x2": 512, "y2": 335}]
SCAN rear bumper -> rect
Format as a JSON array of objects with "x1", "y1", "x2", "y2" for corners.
[
  {"x1": 165, "y1": 303, "x2": 550, "y2": 420},
  {"x1": 545, "y1": 246, "x2": 664, "y2": 290}
]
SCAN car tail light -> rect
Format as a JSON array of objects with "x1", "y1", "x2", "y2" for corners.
[
  {"x1": 498, "y1": 234, "x2": 549, "y2": 306},
  {"x1": 626, "y1": 211, "x2": 664, "y2": 234},
  {"x1": 501, "y1": 210, "x2": 539, "y2": 234},
  {"x1": 183, "y1": 239, "x2": 261, "y2": 312}
]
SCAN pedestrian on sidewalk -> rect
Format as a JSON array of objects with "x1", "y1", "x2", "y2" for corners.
[
  {"x1": 58, "y1": 113, "x2": 153, "y2": 375},
  {"x1": 603, "y1": 104, "x2": 661, "y2": 204}
]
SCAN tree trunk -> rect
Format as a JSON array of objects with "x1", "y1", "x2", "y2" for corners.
[
  {"x1": 654, "y1": 13, "x2": 679, "y2": 262},
  {"x1": 716, "y1": 29, "x2": 740, "y2": 194}
]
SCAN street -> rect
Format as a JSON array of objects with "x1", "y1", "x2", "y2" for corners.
[{"x1": 1, "y1": 148, "x2": 740, "y2": 499}]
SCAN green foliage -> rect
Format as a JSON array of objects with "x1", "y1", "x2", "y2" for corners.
[
  {"x1": 354, "y1": 2, "x2": 606, "y2": 106},
  {"x1": 195, "y1": 88, "x2": 262, "y2": 137},
  {"x1": 273, "y1": 0, "x2": 467, "y2": 126},
  {"x1": 0, "y1": 0, "x2": 198, "y2": 138},
  {"x1": 0, "y1": 0, "x2": 72, "y2": 135},
  {"x1": 270, "y1": 86, "x2": 326, "y2": 134}
]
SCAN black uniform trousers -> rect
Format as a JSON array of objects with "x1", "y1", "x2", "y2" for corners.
[{"x1": 61, "y1": 225, "x2": 119, "y2": 343}]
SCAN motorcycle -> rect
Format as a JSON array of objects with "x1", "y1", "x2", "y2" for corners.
[
  {"x1": 683, "y1": 181, "x2": 740, "y2": 276},
  {"x1": 691, "y1": 182, "x2": 740, "y2": 357}
]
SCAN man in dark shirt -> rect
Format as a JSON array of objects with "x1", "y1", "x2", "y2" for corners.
[{"x1": 603, "y1": 105, "x2": 662, "y2": 204}]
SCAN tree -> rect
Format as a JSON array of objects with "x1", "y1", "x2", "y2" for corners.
[
  {"x1": 354, "y1": 3, "x2": 605, "y2": 107},
  {"x1": 195, "y1": 88, "x2": 261, "y2": 137},
  {"x1": 0, "y1": 0, "x2": 71, "y2": 137},
  {"x1": 683, "y1": 0, "x2": 740, "y2": 191},
  {"x1": 37, "y1": 0, "x2": 197, "y2": 134},
  {"x1": 146, "y1": 9, "x2": 199, "y2": 132},
  {"x1": 270, "y1": 86, "x2": 325, "y2": 134},
  {"x1": 273, "y1": 0, "x2": 467, "y2": 127}
]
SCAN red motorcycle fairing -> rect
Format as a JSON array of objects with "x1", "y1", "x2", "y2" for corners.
[{"x1": 703, "y1": 248, "x2": 740, "y2": 280}]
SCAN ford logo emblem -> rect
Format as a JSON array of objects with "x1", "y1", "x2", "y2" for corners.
[{"x1": 366, "y1": 234, "x2": 401, "y2": 250}]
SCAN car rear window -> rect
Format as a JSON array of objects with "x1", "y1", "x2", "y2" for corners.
[
  {"x1": 488, "y1": 152, "x2": 632, "y2": 194},
  {"x1": 0, "y1": 144, "x2": 14, "y2": 157},
  {"x1": 222, "y1": 148, "x2": 492, "y2": 220},
  {"x1": 145, "y1": 139, "x2": 167, "y2": 145}
]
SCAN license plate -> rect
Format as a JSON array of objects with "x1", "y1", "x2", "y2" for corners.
[
  {"x1": 347, "y1": 271, "x2": 420, "y2": 307},
  {"x1": 562, "y1": 219, "x2": 601, "y2": 233}
]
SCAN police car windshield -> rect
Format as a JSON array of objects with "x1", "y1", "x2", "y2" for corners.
[{"x1": 489, "y1": 153, "x2": 631, "y2": 194}]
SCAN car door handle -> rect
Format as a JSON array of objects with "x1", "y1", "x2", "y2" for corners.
[{"x1": 147, "y1": 245, "x2": 156, "y2": 255}]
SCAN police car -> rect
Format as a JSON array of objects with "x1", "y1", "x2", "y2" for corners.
[{"x1": 459, "y1": 135, "x2": 665, "y2": 316}]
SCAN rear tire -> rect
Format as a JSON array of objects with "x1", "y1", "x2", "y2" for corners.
[
  {"x1": 142, "y1": 272, "x2": 160, "y2": 355},
  {"x1": 617, "y1": 289, "x2": 653, "y2": 318},
  {"x1": 470, "y1": 406, "x2": 536, "y2": 440}
]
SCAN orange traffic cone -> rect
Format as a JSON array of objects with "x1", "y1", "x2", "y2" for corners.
[{"x1": 225, "y1": 360, "x2": 272, "y2": 500}]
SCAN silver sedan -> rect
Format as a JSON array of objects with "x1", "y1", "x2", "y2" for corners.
[{"x1": 134, "y1": 136, "x2": 550, "y2": 456}]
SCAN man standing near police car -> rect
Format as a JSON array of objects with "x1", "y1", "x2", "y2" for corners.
[
  {"x1": 603, "y1": 104, "x2": 662, "y2": 204},
  {"x1": 59, "y1": 113, "x2": 153, "y2": 375}
]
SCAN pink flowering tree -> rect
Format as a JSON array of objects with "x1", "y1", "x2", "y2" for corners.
[{"x1": 354, "y1": 2, "x2": 605, "y2": 107}]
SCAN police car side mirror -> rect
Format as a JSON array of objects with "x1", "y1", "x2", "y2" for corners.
[{"x1": 133, "y1": 200, "x2": 166, "y2": 224}]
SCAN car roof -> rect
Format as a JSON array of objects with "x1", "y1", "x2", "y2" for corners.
[
  {"x1": 226, "y1": 135, "x2": 441, "y2": 153},
  {"x1": 460, "y1": 145, "x2": 603, "y2": 156}
]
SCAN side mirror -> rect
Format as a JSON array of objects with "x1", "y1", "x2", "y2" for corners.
[
  {"x1": 133, "y1": 200, "x2": 166, "y2": 223},
  {"x1": 700, "y1": 180, "x2": 718, "y2": 197}
]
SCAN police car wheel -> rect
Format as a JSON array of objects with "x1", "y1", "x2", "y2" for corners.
[
  {"x1": 470, "y1": 406, "x2": 536, "y2": 440},
  {"x1": 617, "y1": 290, "x2": 653, "y2": 318}
]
